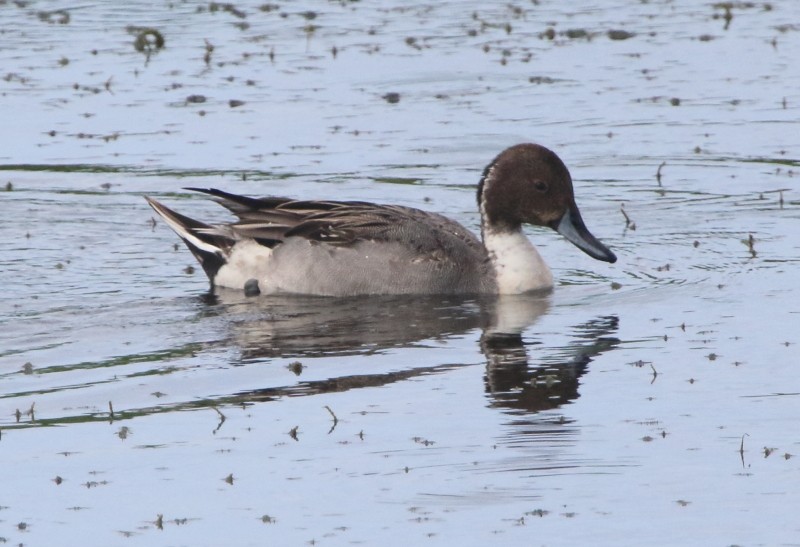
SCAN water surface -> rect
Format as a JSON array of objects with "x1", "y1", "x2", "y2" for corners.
[{"x1": 1, "y1": 1, "x2": 799, "y2": 545}]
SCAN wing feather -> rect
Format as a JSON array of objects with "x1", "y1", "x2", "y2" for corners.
[{"x1": 187, "y1": 187, "x2": 422, "y2": 246}]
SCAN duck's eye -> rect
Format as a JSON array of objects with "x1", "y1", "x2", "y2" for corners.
[{"x1": 533, "y1": 180, "x2": 549, "y2": 193}]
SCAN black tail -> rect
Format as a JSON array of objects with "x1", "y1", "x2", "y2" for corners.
[{"x1": 145, "y1": 196, "x2": 231, "y2": 282}]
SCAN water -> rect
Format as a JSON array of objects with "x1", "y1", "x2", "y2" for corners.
[{"x1": 1, "y1": 1, "x2": 799, "y2": 545}]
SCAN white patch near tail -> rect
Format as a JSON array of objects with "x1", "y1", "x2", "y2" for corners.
[
  {"x1": 214, "y1": 240, "x2": 273, "y2": 290},
  {"x1": 484, "y1": 229, "x2": 553, "y2": 294}
]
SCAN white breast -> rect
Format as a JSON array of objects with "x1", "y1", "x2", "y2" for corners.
[{"x1": 483, "y1": 229, "x2": 553, "y2": 294}]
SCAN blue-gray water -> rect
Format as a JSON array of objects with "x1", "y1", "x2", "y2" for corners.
[{"x1": 1, "y1": 1, "x2": 799, "y2": 545}]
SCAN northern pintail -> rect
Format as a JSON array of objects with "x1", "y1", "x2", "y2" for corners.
[{"x1": 145, "y1": 143, "x2": 616, "y2": 296}]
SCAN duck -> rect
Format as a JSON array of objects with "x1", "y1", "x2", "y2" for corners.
[{"x1": 145, "y1": 143, "x2": 616, "y2": 296}]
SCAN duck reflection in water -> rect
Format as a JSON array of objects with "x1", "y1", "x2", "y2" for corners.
[{"x1": 205, "y1": 291, "x2": 619, "y2": 415}]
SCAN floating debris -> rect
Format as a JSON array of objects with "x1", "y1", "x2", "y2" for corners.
[
  {"x1": 212, "y1": 406, "x2": 226, "y2": 433},
  {"x1": 527, "y1": 509, "x2": 550, "y2": 517},
  {"x1": 608, "y1": 30, "x2": 635, "y2": 40},
  {"x1": 412, "y1": 436, "x2": 435, "y2": 446},
  {"x1": 744, "y1": 233, "x2": 756, "y2": 258},
  {"x1": 740, "y1": 433, "x2": 749, "y2": 467},
  {"x1": 656, "y1": 161, "x2": 666, "y2": 185},
  {"x1": 565, "y1": 28, "x2": 589, "y2": 39},
  {"x1": 620, "y1": 203, "x2": 636, "y2": 230},
  {"x1": 37, "y1": 9, "x2": 70, "y2": 24},
  {"x1": 670, "y1": 97, "x2": 681, "y2": 106},
  {"x1": 204, "y1": 39, "x2": 214, "y2": 66},
  {"x1": 209, "y1": 2, "x2": 247, "y2": 19},
  {"x1": 133, "y1": 28, "x2": 165, "y2": 56},
  {"x1": 228, "y1": 99, "x2": 245, "y2": 108},
  {"x1": 382, "y1": 92, "x2": 400, "y2": 104},
  {"x1": 287, "y1": 361, "x2": 304, "y2": 375},
  {"x1": 186, "y1": 94, "x2": 207, "y2": 104},
  {"x1": 324, "y1": 405, "x2": 339, "y2": 434},
  {"x1": 405, "y1": 36, "x2": 421, "y2": 50},
  {"x1": 713, "y1": 2, "x2": 734, "y2": 30}
]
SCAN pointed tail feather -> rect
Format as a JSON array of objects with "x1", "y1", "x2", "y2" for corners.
[
  {"x1": 145, "y1": 196, "x2": 231, "y2": 282},
  {"x1": 184, "y1": 187, "x2": 286, "y2": 213}
]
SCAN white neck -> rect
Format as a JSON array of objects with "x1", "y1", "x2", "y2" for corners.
[{"x1": 483, "y1": 229, "x2": 553, "y2": 294}]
